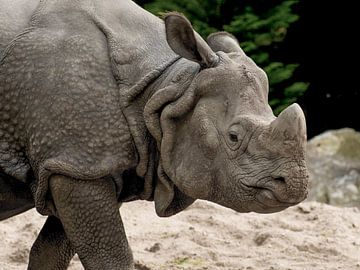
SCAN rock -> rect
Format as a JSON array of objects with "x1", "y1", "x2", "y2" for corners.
[
  {"x1": 134, "y1": 261, "x2": 152, "y2": 270},
  {"x1": 296, "y1": 204, "x2": 313, "y2": 214},
  {"x1": 306, "y1": 128, "x2": 360, "y2": 207},
  {"x1": 253, "y1": 232, "x2": 271, "y2": 246},
  {"x1": 145, "y1": 243, "x2": 161, "y2": 253}
]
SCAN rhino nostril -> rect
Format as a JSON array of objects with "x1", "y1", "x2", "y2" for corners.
[{"x1": 273, "y1": 176, "x2": 285, "y2": 183}]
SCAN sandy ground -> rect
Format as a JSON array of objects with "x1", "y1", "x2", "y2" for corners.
[{"x1": 1, "y1": 201, "x2": 360, "y2": 270}]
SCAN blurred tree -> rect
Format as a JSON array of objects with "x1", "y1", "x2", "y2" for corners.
[{"x1": 136, "y1": 0, "x2": 308, "y2": 114}]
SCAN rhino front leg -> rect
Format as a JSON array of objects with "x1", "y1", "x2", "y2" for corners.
[
  {"x1": 49, "y1": 175, "x2": 134, "y2": 270},
  {"x1": 28, "y1": 216, "x2": 75, "y2": 270}
]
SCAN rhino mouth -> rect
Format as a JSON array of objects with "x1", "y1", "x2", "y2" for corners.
[
  {"x1": 256, "y1": 188, "x2": 295, "y2": 207},
  {"x1": 242, "y1": 179, "x2": 304, "y2": 208}
]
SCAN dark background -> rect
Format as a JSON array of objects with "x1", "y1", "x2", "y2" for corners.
[{"x1": 288, "y1": 1, "x2": 359, "y2": 137}]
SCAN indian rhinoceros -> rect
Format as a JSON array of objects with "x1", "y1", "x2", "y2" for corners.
[{"x1": 0, "y1": 0, "x2": 309, "y2": 269}]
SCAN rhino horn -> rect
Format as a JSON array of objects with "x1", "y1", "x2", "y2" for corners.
[{"x1": 270, "y1": 103, "x2": 307, "y2": 147}]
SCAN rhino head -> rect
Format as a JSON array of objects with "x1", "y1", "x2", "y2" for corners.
[{"x1": 144, "y1": 13, "x2": 308, "y2": 215}]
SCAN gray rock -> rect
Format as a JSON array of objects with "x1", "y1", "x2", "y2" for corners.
[{"x1": 307, "y1": 128, "x2": 360, "y2": 207}]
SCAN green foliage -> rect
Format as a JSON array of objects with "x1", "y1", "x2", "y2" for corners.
[
  {"x1": 143, "y1": 0, "x2": 223, "y2": 36},
  {"x1": 138, "y1": 0, "x2": 308, "y2": 114}
]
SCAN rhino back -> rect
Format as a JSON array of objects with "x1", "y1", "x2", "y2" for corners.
[{"x1": 0, "y1": 0, "x2": 40, "y2": 53}]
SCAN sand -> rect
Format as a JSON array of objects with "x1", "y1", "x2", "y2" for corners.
[{"x1": 1, "y1": 200, "x2": 360, "y2": 270}]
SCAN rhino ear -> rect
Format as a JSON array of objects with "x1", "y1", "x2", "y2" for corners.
[
  {"x1": 164, "y1": 13, "x2": 219, "y2": 67},
  {"x1": 207, "y1": 32, "x2": 245, "y2": 56}
]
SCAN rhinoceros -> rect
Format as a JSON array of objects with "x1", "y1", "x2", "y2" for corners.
[{"x1": 0, "y1": 0, "x2": 309, "y2": 269}]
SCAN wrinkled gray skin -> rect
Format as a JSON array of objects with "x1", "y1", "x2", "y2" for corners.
[{"x1": 0, "y1": 0, "x2": 309, "y2": 269}]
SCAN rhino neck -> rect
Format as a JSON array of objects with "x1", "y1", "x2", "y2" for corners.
[
  {"x1": 115, "y1": 54, "x2": 199, "y2": 210},
  {"x1": 88, "y1": 0, "x2": 200, "y2": 213},
  {"x1": 119, "y1": 56, "x2": 199, "y2": 194},
  {"x1": 142, "y1": 58, "x2": 200, "y2": 168},
  {"x1": 118, "y1": 57, "x2": 184, "y2": 183},
  {"x1": 139, "y1": 59, "x2": 200, "y2": 216}
]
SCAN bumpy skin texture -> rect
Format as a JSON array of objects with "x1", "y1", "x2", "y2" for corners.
[
  {"x1": 28, "y1": 216, "x2": 75, "y2": 270},
  {"x1": 49, "y1": 176, "x2": 133, "y2": 269},
  {"x1": 0, "y1": 0, "x2": 309, "y2": 269}
]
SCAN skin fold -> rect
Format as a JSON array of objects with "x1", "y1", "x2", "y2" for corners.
[{"x1": 0, "y1": 1, "x2": 309, "y2": 269}]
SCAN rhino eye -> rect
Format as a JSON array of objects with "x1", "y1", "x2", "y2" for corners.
[{"x1": 229, "y1": 131, "x2": 239, "y2": 143}]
